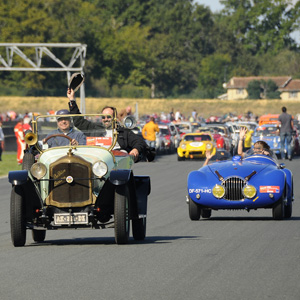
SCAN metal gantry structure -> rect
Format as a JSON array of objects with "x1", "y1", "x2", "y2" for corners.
[{"x1": 0, "y1": 43, "x2": 87, "y2": 113}]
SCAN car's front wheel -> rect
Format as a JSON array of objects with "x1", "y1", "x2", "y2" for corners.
[
  {"x1": 272, "y1": 197, "x2": 285, "y2": 220},
  {"x1": 188, "y1": 196, "x2": 200, "y2": 220},
  {"x1": 10, "y1": 186, "x2": 26, "y2": 247},
  {"x1": 114, "y1": 185, "x2": 130, "y2": 244},
  {"x1": 177, "y1": 155, "x2": 185, "y2": 161},
  {"x1": 32, "y1": 230, "x2": 46, "y2": 242},
  {"x1": 22, "y1": 152, "x2": 35, "y2": 170}
]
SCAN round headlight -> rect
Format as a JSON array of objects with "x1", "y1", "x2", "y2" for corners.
[
  {"x1": 30, "y1": 162, "x2": 47, "y2": 179},
  {"x1": 92, "y1": 160, "x2": 108, "y2": 177},
  {"x1": 206, "y1": 143, "x2": 212, "y2": 150},
  {"x1": 212, "y1": 184, "x2": 225, "y2": 199},
  {"x1": 243, "y1": 185, "x2": 257, "y2": 199},
  {"x1": 181, "y1": 143, "x2": 186, "y2": 149}
]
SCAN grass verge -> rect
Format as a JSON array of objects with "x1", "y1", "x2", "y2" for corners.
[{"x1": 0, "y1": 152, "x2": 21, "y2": 178}]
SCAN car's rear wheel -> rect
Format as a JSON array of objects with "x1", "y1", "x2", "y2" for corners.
[
  {"x1": 132, "y1": 217, "x2": 146, "y2": 240},
  {"x1": 189, "y1": 196, "x2": 200, "y2": 220},
  {"x1": 284, "y1": 201, "x2": 292, "y2": 218},
  {"x1": 201, "y1": 209, "x2": 212, "y2": 219},
  {"x1": 10, "y1": 186, "x2": 26, "y2": 247},
  {"x1": 114, "y1": 185, "x2": 130, "y2": 244},
  {"x1": 32, "y1": 230, "x2": 46, "y2": 242},
  {"x1": 285, "y1": 178, "x2": 293, "y2": 218},
  {"x1": 272, "y1": 197, "x2": 285, "y2": 220}
]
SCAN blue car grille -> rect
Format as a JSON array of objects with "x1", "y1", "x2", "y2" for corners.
[{"x1": 222, "y1": 177, "x2": 246, "y2": 200}]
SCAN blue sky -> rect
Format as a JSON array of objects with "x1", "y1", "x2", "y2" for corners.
[{"x1": 194, "y1": 0, "x2": 224, "y2": 12}]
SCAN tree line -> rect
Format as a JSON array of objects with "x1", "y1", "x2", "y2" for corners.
[{"x1": 0, "y1": 0, "x2": 299, "y2": 99}]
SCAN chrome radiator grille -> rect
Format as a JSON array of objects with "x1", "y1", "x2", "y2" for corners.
[{"x1": 223, "y1": 177, "x2": 246, "y2": 201}]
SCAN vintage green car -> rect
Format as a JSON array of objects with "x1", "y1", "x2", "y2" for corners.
[{"x1": 8, "y1": 112, "x2": 150, "y2": 246}]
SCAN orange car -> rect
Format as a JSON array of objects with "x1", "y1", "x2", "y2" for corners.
[{"x1": 258, "y1": 114, "x2": 279, "y2": 126}]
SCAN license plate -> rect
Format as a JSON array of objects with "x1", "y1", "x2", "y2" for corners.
[{"x1": 54, "y1": 212, "x2": 88, "y2": 225}]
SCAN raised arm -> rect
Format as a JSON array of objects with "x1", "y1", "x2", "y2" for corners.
[{"x1": 238, "y1": 127, "x2": 247, "y2": 157}]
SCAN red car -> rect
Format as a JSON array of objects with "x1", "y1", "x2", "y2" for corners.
[{"x1": 196, "y1": 125, "x2": 232, "y2": 152}]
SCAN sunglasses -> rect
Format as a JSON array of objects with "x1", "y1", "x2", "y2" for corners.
[{"x1": 102, "y1": 116, "x2": 112, "y2": 120}]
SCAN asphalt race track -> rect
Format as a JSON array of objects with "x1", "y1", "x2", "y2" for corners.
[{"x1": 0, "y1": 154, "x2": 300, "y2": 300}]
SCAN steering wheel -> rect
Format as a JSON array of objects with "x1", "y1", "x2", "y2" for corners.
[{"x1": 44, "y1": 134, "x2": 72, "y2": 144}]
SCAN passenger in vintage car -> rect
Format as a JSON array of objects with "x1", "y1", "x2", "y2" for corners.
[
  {"x1": 43, "y1": 109, "x2": 86, "y2": 148},
  {"x1": 67, "y1": 88, "x2": 148, "y2": 162}
]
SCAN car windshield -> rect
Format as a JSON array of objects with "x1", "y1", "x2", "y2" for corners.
[
  {"x1": 33, "y1": 113, "x2": 117, "y2": 150},
  {"x1": 159, "y1": 128, "x2": 170, "y2": 135},
  {"x1": 239, "y1": 123, "x2": 257, "y2": 131},
  {"x1": 184, "y1": 135, "x2": 211, "y2": 141},
  {"x1": 208, "y1": 126, "x2": 225, "y2": 134},
  {"x1": 254, "y1": 127, "x2": 279, "y2": 137},
  {"x1": 176, "y1": 123, "x2": 191, "y2": 131},
  {"x1": 244, "y1": 148, "x2": 278, "y2": 162}
]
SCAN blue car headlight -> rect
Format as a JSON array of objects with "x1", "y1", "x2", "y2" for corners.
[
  {"x1": 212, "y1": 184, "x2": 225, "y2": 199},
  {"x1": 242, "y1": 185, "x2": 257, "y2": 199}
]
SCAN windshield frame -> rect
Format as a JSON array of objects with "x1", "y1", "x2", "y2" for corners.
[{"x1": 30, "y1": 113, "x2": 118, "y2": 153}]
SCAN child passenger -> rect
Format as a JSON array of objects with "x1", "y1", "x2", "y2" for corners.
[{"x1": 238, "y1": 127, "x2": 271, "y2": 158}]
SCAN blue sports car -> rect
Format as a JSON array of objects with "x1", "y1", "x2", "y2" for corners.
[{"x1": 187, "y1": 151, "x2": 293, "y2": 220}]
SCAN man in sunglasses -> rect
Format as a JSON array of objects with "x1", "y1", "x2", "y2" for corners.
[
  {"x1": 101, "y1": 111, "x2": 113, "y2": 129},
  {"x1": 66, "y1": 88, "x2": 147, "y2": 162}
]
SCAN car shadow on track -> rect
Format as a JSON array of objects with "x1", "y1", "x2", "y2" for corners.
[
  {"x1": 26, "y1": 235, "x2": 200, "y2": 247},
  {"x1": 197, "y1": 216, "x2": 300, "y2": 221}
]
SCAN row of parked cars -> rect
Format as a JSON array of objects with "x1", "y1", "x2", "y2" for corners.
[{"x1": 138, "y1": 116, "x2": 300, "y2": 161}]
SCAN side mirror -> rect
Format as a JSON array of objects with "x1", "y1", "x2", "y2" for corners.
[{"x1": 69, "y1": 73, "x2": 85, "y2": 92}]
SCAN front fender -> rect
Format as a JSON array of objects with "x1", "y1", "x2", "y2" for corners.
[
  {"x1": 109, "y1": 169, "x2": 132, "y2": 186},
  {"x1": 281, "y1": 168, "x2": 293, "y2": 202},
  {"x1": 187, "y1": 168, "x2": 215, "y2": 202},
  {"x1": 8, "y1": 170, "x2": 29, "y2": 185},
  {"x1": 134, "y1": 176, "x2": 151, "y2": 215}
]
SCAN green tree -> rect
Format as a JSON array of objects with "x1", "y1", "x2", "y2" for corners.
[
  {"x1": 247, "y1": 80, "x2": 262, "y2": 99},
  {"x1": 264, "y1": 80, "x2": 281, "y2": 99},
  {"x1": 220, "y1": 0, "x2": 300, "y2": 55},
  {"x1": 198, "y1": 53, "x2": 231, "y2": 98}
]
